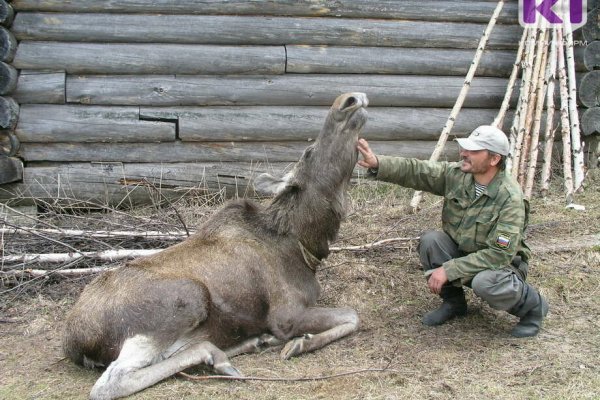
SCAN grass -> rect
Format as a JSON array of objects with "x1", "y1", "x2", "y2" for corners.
[{"x1": 1, "y1": 171, "x2": 599, "y2": 400}]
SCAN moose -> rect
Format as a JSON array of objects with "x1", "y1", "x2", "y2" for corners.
[{"x1": 63, "y1": 92, "x2": 369, "y2": 399}]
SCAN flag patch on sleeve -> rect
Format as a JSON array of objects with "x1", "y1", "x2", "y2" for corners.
[{"x1": 495, "y1": 233, "x2": 511, "y2": 249}]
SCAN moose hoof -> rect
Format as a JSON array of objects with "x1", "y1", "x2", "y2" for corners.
[
  {"x1": 280, "y1": 334, "x2": 313, "y2": 360},
  {"x1": 214, "y1": 362, "x2": 242, "y2": 378}
]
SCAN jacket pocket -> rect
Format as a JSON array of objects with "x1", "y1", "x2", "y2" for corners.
[{"x1": 475, "y1": 212, "x2": 498, "y2": 246}]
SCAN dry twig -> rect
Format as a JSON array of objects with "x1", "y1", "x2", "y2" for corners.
[{"x1": 179, "y1": 367, "x2": 399, "y2": 382}]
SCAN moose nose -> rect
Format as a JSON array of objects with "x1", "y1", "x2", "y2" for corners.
[{"x1": 341, "y1": 93, "x2": 368, "y2": 111}]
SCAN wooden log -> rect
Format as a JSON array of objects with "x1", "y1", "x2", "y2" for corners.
[
  {"x1": 13, "y1": 42, "x2": 285, "y2": 75},
  {"x1": 581, "y1": 107, "x2": 600, "y2": 135},
  {"x1": 286, "y1": 46, "x2": 516, "y2": 77},
  {"x1": 0, "y1": 61, "x2": 17, "y2": 95},
  {"x1": 0, "y1": 162, "x2": 275, "y2": 205},
  {"x1": 0, "y1": 26, "x2": 16, "y2": 62},
  {"x1": 12, "y1": 70, "x2": 66, "y2": 104},
  {"x1": 0, "y1": 129, "x2": 19, "y2": 156},
  {"x1": 67, "y1": 75, "x2": 515, "y2": 108},
  {"x1": 9, "y1": 1, "x2": 519, "y2": 23},
  {"x1": 141, "y1": 106, "x2": 509, "y2": 142},
  {"x1": 579, "y1": 71, "x2": 600, "y2": 108},
  {"x1": 18, "y1": 140, "x2": 460, "y2": 163},
  {"x1": 0, "y1": 96, "x2": 18, "y2": 129},
  {"x1": 15, "y1": 105, "x2": 177, "y2": 143},
  {"x1": 584, "y1": 41, "x2": 600, "y2": 70},
  {"x1": 583, "y1": 8, "x2": 600, "y2": 42},
  {"x1": 574, "y1": 45, "x2": 587, "y2": 71},
  {"x1": 0, "y1": 156, "x2": 23, "y2": 184},
  {"x1": 11, "y1": 13, "x2": 522, "y2": 50},
  {"x1": 0, "y1": 137, "x2": 461, "y2": 206},
  {"x1": 0, "y1": 1, "x2": 14, "y2": 27}
]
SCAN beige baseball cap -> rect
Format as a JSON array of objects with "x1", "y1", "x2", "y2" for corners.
[{"x1": 455, "y1": 125, "x2": 509, "y2": 156}]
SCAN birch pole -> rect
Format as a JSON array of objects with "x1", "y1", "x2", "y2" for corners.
[
  {"x1": 524, "y1": 27, "x2": 551, "y2": 199},
  {"x1": 563, "y1": 16, "x2": 586, "y2": 192},
  {"x1": 540, "y1": 28, "x2": 559, "y2": 197},
  {"x1": 514, "y1": 21, "x2": 546, "y2": 183},
  {"x1": 556, "y1": 29, "x2": 575, "y2": 204},
  {"x1": 409, "y1": 0, "x2": 505, "y2": 212},
  {"x1": 493, "y1": 27, "x2": 528, "y2": 129},
  {"x1": 507, "y1": 25, "x2": 539, "y2": 173}
]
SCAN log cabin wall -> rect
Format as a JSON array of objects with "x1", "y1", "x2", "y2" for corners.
[{"x1": 0, "y1": 0, "x2": 595, "y2": 207}]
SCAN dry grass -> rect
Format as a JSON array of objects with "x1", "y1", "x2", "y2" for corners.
[{"x1": 1, "y1": 170, "x2": 599, "y2": 400}]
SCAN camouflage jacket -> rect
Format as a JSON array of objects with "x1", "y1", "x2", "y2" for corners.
[{"x1": 373, "y1": 156, "x2": 531, "y2": 283}]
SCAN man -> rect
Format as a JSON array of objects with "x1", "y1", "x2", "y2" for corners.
[{"x1": 356, "y1": 125, "x2": 548, "y2": 337}]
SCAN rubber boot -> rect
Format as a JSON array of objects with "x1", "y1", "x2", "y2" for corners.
[
  {"x1": 422, "y1": 286, "x2": 467, "y2": 326},
  {"x1": 509, "y1": 285, "x2": 549, "y2": 338}
]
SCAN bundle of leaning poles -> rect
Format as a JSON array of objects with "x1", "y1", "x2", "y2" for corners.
[{"x1": 410, "y1": 0, "x2": 587, "y2": 211}]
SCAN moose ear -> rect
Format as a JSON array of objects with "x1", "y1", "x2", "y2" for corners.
[{"x1": 253, "y1": 172, "x2": 293, "y2": 196}]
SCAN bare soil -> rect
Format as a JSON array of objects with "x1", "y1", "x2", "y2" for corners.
[{"x1": 1, "y1": 172, "x2": 599, "y2": 400}]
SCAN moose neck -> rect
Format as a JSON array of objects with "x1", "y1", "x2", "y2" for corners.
[
  {"x1": 261, "y1": 92, "x2": 368, "y2": 263},
  {"x1": 265, "y1": 140, "x2": 357, "y2": 261}
]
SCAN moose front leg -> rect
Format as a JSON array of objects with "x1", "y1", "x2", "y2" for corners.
[{"x1": 275, "y1": 307, "x2": 359, "y2": 360}]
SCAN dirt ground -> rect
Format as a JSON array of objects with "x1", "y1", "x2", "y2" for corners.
[{"x1": 1, "y1": 172, "x2": 599, "y2": 400}]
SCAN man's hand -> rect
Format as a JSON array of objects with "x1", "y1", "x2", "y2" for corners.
[
  {"x1": 427, "y1": 267, "x2": 449, "y2": 294},
  {"x1": 357, "y1": 138, "x2": 379, "y2": 169}
]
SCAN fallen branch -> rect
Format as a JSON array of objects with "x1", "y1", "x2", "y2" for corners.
[
  {"x1": 330, "y1": 237, "x2": 419, "y2": 252},
  {"x1": 1, "y1": 267, "x2": 112, "y2": 279},
  {"x1": 0, "y1": 227, "x2": 190, "y2": 240},
  {"x1": 2, "y1": 249, "x2": 161, "y2": 264},
  {"x1": 409, "y1": 0, "x2": 505, "y2": 212},
  {"x1": 179, "y1": 367, "x2": 399, "y2": 383}
]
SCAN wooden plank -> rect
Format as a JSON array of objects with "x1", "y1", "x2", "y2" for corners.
[
  {"x1": 11, "y1": 13, "x2": 522, "y2": 49},
  {"x1": 13, "y1": 70, "x2": 65, "y2": 104},
  {"x1": 67, "y1": 75, "x2": 514, "y2": 108},
  {"x1": 140, "y1": 106, "x2": 508, "y2": 142},
  {"x1": 13, "y1": 42, "x2": 285, "y2": 75},
  {"x1": 9, "y1": 1, "x2": 519, "y2": 23},
  {"x1": 286, "y1": 46, "x2": 516, "y2": 77},
  {"x1": 0, "y1": 156, "x2": 22, "y2": 184},
  {"x1": 15, "y1": 105, "x2": 176, "y2": 143},
  {"x1": 18, "y1": 140, "x2": 460, "y2": 163}
]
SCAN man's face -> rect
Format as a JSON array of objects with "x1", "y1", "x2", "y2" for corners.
[{"x1": 459, "y1": 148, "x2": 497, "y2": 174}]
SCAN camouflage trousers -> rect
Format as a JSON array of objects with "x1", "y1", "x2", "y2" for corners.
[{"x1": 418, "y1": 230, "x2": 528, "y2": 311}]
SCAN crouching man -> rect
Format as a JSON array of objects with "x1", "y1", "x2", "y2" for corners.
[{"x1": 357, "y1": 126, "x2": 548, "y2": 337}]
